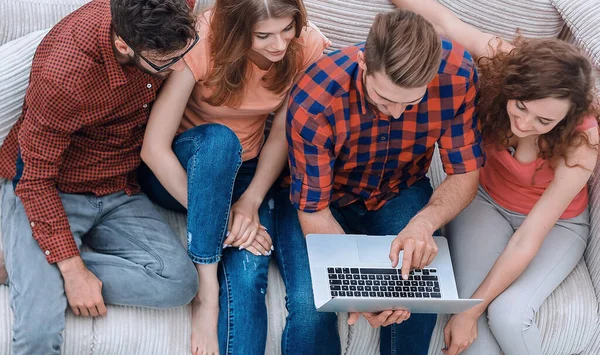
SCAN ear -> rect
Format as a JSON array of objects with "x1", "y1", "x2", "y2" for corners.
[
  {"x1": 113, "y1": 36, "x2": 133, "y2": 57},
  {"x1": 357, "y1": 51, "x2": 367, "y2": 71}
]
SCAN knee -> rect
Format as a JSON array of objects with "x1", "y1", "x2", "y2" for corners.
[
  {"x1": 487, "y1": 296, "x2": 535, "y2": 339},
  {"x1": 187, "y1": 124, "x2": 241, "y2": 154},
  {"x1": 286, "y1": 290, "x2": 336, "y2": 327},
  {"x1": 158, "y1": 259, "x2": 199, "y2": 307},
  {"x1": 222, "y1": 256, "x2": 269, "y2": 304}
]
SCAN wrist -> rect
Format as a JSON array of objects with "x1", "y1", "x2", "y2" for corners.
[
  {"x1": 239, "y1": 189, "x2": 264, "y2": 207},
  {"x1": 465, "y1": 302, "x2": 487, "y2": 318},
  {"x1": 408, "y1": 217, "x2": 435, "y2": 236},
  {"x1": 57, "y1": 255, "x2": 85, "y2": 275}
]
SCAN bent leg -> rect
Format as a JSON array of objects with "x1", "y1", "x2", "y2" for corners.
[
  {"x1": 446, "y1": 188, "x2": 513, "y2": 355},
  {"x1": 272, "y1": 185, "x2": 341, "y2": 355},
  {"x1": 360, "y1": 179, "x2": 436, "y2": 355},
  {"x1": 487, "y1": 210, "x2": 589, "y2": 355},
  {"x1": 1, "y1": 182, "x2": 90, "y2": 355},
  {"x1": 83, "y1": 192, "x2": 198, "y2": 308}
]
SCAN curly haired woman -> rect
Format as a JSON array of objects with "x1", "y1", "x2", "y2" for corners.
[{"x1": 393, "y1": 1, "x2": 600, "y2": 354}]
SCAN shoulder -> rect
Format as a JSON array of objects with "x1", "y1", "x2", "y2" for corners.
[
  {"x1": 183, "y1": 10, "x2": 213, "y2": 82},
  {"x1": 437, "y1": 38, "x2": 477, "y2": 81},
  {"x1": 291, "y1": 45, "x2": 361, "y2": 116},
  {"x1": 296, "y1": 21, "x2": 332, "y2": 69}
]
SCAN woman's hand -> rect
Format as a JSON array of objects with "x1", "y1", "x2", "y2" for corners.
[
  {"x1": 224, "y1": 194, "x2": 269, "y2": 251},
  {"x1": 442, "y1": 311, "x2": 479, "y2": 355}
]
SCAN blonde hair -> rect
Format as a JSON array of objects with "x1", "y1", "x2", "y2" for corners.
[{"x1": 364, "y1": 9, "x2": 442, "y2": 87}]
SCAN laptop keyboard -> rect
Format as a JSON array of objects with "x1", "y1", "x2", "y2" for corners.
[{"x1": 327, "y1": 267, "x2": 441, "y2": 298}]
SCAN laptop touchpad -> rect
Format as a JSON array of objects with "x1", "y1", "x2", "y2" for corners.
[{"x1": 356, "y1": 238, "x2": 396, "y2": 264}]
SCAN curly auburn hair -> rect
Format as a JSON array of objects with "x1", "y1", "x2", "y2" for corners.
[
  {"x1": 204, "y1": 0, "x2": 307, "y2": 107},
  {"x1": 476, "y1": 37, "x2": 600, "y2": 162}
]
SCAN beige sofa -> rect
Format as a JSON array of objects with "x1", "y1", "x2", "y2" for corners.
[{"x1": 0, "y1": 0, "x2": 599, "y2": 354}]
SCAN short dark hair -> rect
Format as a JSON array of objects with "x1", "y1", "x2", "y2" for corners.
[{"x1": 111, "y1": 0, "x2": 196, "y2": 55}]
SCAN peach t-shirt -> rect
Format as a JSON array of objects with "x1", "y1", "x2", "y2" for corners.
[
  {"x1": 181, "y1": 11, "x2": 330, "y2": 161},
  {"x1": 480, "y1": 115, "x2": 598, "y2": 219}
]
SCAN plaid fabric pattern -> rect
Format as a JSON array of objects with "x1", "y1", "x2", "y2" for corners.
[
  {"x1": 0, "y1": 0, "x2": 164, "y2": 263},
  {"x1": 287, "y1": 41, "x2": 484, "y2": 213}
]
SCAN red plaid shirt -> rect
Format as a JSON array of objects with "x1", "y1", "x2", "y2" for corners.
[
  {"x1": 287, "y1": 42, "x2": 483, "y2": 212},
  {"x1": 0, "y1": 0, "x2": 164, "y2": 263}
]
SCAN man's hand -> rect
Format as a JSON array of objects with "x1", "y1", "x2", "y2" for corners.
[
  {"x1": 57, "y1": 256, "x2": 107, "y2": 317},
  {"x1": 347, "y1": 310, "x2": 411, "y2": 328},
  {"x1": 442, "y1": 311, "x2": 479, "y2": 355},
  {"x1": 389, "y1": 219, "x2": 437, "y2": 279}
]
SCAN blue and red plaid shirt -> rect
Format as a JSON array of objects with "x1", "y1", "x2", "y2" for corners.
[{"x1": 287, "y1": 41, "x2": 484, "y2": 212}]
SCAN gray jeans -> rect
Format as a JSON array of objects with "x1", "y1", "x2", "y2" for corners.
[
  {"x1": 1, "y1": 181, "x2": 198, "y2": 355},
  {"x1": 447, "y1": 186, "x2": 589, "y2": 355}
]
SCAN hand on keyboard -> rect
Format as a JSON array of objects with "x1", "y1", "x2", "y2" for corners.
[
  {"x1": 348, "y1": 309, "x2": 411, "y2": 328},
  {"x1": 389, "y1": 219, "x2": 438, "y2": 279}
]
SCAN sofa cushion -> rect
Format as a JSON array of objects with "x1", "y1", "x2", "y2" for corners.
[
  {"x1": 437, "y1": 0, "x2": 564, "y2": 40},
  {"x1": 551, "y1": 0, "x2": 600, "y2": 70},
  {"x1": 0, "y1": 0, "x2": 90, "y2": 46},
  {"x1": 0, "y1": 29, "x2": 49, "y2": 147}
]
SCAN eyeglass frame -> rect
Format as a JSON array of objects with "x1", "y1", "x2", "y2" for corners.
[{"x1": 127, "y1": 32, "x2": 200, "y2": 72}]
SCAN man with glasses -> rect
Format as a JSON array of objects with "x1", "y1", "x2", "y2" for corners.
[{"x1": 0, "y1": 0, "x2": 198, "y2": 353}]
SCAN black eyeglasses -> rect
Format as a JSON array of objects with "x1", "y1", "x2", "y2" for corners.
[{"x1": 130, "y1": 33, "x2": 200, "y2": 72}]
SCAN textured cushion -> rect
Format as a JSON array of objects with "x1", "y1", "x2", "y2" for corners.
[
  {"x1": 0, "y1": 0, "x2": 89, "y2": 46},
  {"x1": 437, "y1": 0, "x2": 564, "y2": 40},
  {"x1": 551, "y1": 0, "x2": 600, "y2": 70},
  {"x1": 0, "y1": 29, "x2": 49, "y2": 147}
]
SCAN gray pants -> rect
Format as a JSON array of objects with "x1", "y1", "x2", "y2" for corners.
[
  {"x1": 447, "y1": 186, "x2": 589, "y2": 355},
  {"x1": 1, "y1": 181, "x2": 199, "y2": 355}
]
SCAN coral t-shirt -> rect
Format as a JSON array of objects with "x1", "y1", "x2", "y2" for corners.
[
  {"x1": 181, "y1": 10, "x2": 330, "y2": 161},
  {"x1": 480, "y1": 115, "x2": 598, "y2": 219}
]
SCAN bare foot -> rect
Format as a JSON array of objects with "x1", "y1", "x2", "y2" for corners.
[
  {"x1": 0, "y1": 251, "x2": 7, "y2": 285},
  {"x1": 191, "y1": 296, "x2": 220, "y2": 355}
]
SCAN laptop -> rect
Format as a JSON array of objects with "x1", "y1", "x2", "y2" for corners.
[{"x1": 306, "y1": 234, "x2": 482, "y2": 314}]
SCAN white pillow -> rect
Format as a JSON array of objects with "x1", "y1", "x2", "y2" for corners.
[
  {"x1": 0, "y1": 0, "x2": 90, "y2": 45},
  {"x1": 551, "y1": 0, "x2": 600, "y2": 71},
  {"x1": 0, "y1": 29, "x2": 49, "y2": 147}
]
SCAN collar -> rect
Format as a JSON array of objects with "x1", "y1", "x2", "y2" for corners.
[{"x1": 99, "y1": 15, "x2": 128, "y2": 89}]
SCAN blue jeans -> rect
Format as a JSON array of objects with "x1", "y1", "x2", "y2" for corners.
[
  {"x1": 1, "y1": 181, "x2": 198, "y2": 355},
  {"x1": 138, "y1": 124, "x2": 273, "y2": 355},
  {"x1": 275, "y1": 178, "x2": 437, "y2": 355}
]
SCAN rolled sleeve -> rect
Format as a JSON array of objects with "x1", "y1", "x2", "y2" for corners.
[
  {"x1": 16, "y1": 76, "x2": 82, "y2": 263},
  {"x1": 438, "y1": 70, "x2": 484, "y2": 174},
  {"x1": 286, "y1": 93, "x2": 336, "y2": 212}
]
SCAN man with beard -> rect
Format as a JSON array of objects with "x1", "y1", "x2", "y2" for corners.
[{"x1": 0, "y1": 0, "x2": 198, "y2": 353}]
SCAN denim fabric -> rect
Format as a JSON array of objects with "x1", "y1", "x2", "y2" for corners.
[
  {"x1": 273, "y1": 184, "x2": 342, "y2": 355},
  {"x1": 1, "y1": 181, "x2": 198, "y2": 355},
  {"x1": 138, "y1": 124, "x2": 273, "y2": 355},
  {"x1": 276, "y1": 178, "x2": 437, "y2": 355}
]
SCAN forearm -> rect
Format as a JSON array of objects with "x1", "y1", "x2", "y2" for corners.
[
  {"x1": 468, "y1": 233, "x2": 539, "y2": 315},
  {"x1": 142, "y1": 149, "x2": 189, "y2": 208},
  {"x1": 298, "y1": 208, "x2": 345, "y2": 237},
  {"x1": 411, "y1": 170, "x2": 479, "y2": 233}
]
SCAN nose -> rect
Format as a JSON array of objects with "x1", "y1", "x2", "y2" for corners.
[
  {"x1": 389, "y1": 104, "x2": 407, "y2": 119},
  {"x1": 170, "y1": 59, "x2": 186, "y2": 72},
  {"x1": 273, "y1": 35, "x2": 286, "y2": 51}
]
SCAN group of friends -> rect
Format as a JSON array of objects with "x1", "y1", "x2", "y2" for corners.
[{"x1": 0, "y1": 0, "x2": 598, "y2": 354}]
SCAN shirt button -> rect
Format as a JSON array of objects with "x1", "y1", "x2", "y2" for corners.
[
  {"x1": 143, "y1": 104, "x2": 148, "y2": 108},
  {"x1": 44, "y1": 250, "x2": 50, "y2": 256},
  {"x1": 30, "y1": 221, "x2": 35, "y2": 228},
  {"x1": 146, "y1": 83, "x2": 152, "y2": 89},
  {"x1": 379, "y1": 135, "x2": 387, "y2": 141}
]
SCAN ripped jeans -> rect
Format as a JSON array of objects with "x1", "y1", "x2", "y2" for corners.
[{"x1": 138, "y1": 124, "x2": 273, "y2": 355}]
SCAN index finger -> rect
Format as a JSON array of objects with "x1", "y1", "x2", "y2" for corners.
[{"x1": 401, "y1": 240, "x2": 415, "y2": 280}]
